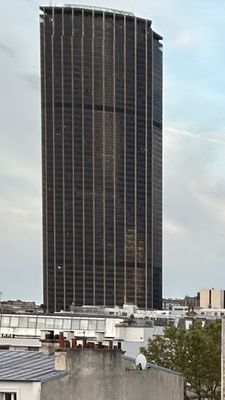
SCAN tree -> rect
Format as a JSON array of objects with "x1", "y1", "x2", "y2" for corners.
[{"x1": 140, "y1": 320, "x2": 221, "y2": 399}]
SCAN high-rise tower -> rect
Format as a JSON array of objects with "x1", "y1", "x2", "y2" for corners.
[{"x1": 40, "y1": 6, "x2": 162, "y2": 312}]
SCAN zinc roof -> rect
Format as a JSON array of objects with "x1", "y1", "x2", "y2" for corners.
[{"x1": 0, "y1": 350, "x2": 65, "y2": 382}]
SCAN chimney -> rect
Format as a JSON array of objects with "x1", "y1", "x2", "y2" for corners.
[
  {"x1": 39, "y1": 330, "x2": 59, "y2": 354},
  {"x1": 40, "y1": 340, "x2": 59, "y2": 354},
  {"x1": 55, "y1": 351, "x2": 68, "y2": 371}
]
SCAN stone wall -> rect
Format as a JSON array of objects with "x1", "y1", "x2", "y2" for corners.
[{"x1": 41, "y1": 349, "x2": 183, "y2": 400}]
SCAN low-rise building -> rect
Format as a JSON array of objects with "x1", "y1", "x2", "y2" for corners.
[
  {"x1": 0, "y1": 309, "x2": 222, "y2": 356},
  {"x1": 0, "y1": 312, "x2": 175, "y2": 357},
  {"x1": 162, "y1": 294, "x2": 200, "y2": 310},
  {"x1": 0, "y1": 341, "x2": 184, "y2": 400},
  {"x1": 0, "y1": 350, "x2": 64, "y2": 400},
  {"x1": 0, "y1": 300, "x2": 42, "y2": 314}
]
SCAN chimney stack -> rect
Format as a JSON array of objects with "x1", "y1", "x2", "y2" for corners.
[{"x1": 55, "y1": 351, "x2": 68, "y2": 371}]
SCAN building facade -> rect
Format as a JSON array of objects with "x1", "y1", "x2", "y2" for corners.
[
  {"x1": 0, "y1": 348, "x2": 184, "y2": 400},
  {"x1": 40, "y1": 6, "x2": 162, "y2": 312},
  {"x1": 200, "y1": 288, "x2": 225, "y2": 309}
]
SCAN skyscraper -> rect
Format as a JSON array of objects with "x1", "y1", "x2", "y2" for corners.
[{"x1": 40, "y1": 5, "x2": 162, "y2": 312}]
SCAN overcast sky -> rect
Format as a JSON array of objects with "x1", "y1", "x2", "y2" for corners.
[{"x1": 0, "y1": 0, "x2": 225, "y2": 302}]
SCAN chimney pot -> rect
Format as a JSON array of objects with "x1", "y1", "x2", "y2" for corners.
[{"x1": 59, "y1": 332, "x2": 65, "y2": 348}]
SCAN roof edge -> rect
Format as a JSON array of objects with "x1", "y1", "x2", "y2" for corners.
[{"x1": 40, "y1": 4, "x2": 134, "y2": 17}]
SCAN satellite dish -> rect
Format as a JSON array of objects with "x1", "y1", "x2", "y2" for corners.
[{"x1": 135, "y1": 354, "x2": 147, "y2": 370}]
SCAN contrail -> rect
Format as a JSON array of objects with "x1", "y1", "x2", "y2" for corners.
[{"x1": 167, "y1": 127, "x2": 225, "y2": 146}]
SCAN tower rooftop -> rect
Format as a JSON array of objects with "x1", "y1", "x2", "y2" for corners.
[{"x1": 40, "y1": 4, "x2": 135, "y2": 17}]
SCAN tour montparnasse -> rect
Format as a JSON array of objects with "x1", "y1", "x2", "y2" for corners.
[{"x1": 40, "y1": 5, "x2": 162, "y2": 312}]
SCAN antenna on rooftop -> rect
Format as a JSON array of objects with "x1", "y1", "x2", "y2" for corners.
[{"x1": 135, "y1": 354, "x2": 147, "y2": 370}]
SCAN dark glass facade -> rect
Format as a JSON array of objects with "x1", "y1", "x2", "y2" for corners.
[{"x1": 40, "y1": 6, "x2": 162, "y2": 312}]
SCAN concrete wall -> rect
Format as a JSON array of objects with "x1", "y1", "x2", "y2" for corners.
[
  {"x1": 0, "y1": 337, "x2": 40, "y2": 350},
  {"x1": 200, "y1": 288, "x2": 224, "y2": 309},
  {"x1": 200, "y1": 289, "x2": 210, "y2": 308},
  {"x1": 116, "y1": 326, "x2": 146, "y2": 342},
  {"x1": 41, "y1": 349, "x2": 183, "y2": 400},
  {"x1": 125, "y1": 368, "x2": 183, "y2": 400},
  {"x1": 120, "y1": 327, "x2": 155, "y2": 358},
  {"x1": 211, "y1": 290, "x2": 224, "y2": 309},
  {"x1": 0, "y1": 381, "x2": 41, "y2": 400}
]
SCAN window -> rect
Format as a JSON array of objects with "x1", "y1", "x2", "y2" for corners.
[
  {"x1": 10, "y1": 317, "x2": 19, "y2": 328},
  {"x1": 0, "y1": 393, "x2": 17, "y2": 400},
  {"x1": 88, "y1": 319, "x2": 97, "y2": 331},
  {"x1": 45, "y1": 318, "x2": 54, "y2": 329},
  {"x1": 80, "y1": 320, "x2": 88, "y2": 330},
  {"x1": 96, "y1": 320, "x2": 105, "y2": 331},
  {"x1": 37, "y1": 318, "x2": 46, "y2": 329},
  {"x1": 28, "y1": 318, "x2": 37, "y2": 329},
  {"x1": 63, "y1": 319, "x2": 71, "y2": 330},
  {"x1": 19, "y1": 317, "x2": 28, "y2": 328},
  {"x1": 54, "y1": 318, "x2": 63, "y2": 329},
  {"x1": 1, "y1": 317, "x2": 10, "y2": 328},
  {"x1": 71, "y1": 319, "x2": 80, "y2": 330}
]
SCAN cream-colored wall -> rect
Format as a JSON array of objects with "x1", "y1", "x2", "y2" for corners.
[
  {"x1": 0, "y1": 381, "x2": 41, "y2": 400},
  {"x1": 115, "y1": 327, "x2": 145, "y2": 341},
  {"x1": 211, "y1": 290, "x2": 224, "y2": 309},
  {"x1": 200, "y1": 288, "x2": 224, "y2": 309},
  {"x1": 200, "y1": 289, "x2": 210, "y2": 308}
]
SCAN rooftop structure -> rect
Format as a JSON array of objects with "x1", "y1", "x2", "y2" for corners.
[
  {"x1": 0, "y1": 307, "x2": 222, "y2": 358},
  {"x1": 0, "y1": 300, "x2": 42, "y2": 314},
  {"x1": 41, "y1": 4, "x2": 135, "y2": 16}
]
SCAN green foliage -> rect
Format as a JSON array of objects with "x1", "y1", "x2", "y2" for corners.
[{"x1": 140, "y1": 320, "x2": 221, "y2": 399}]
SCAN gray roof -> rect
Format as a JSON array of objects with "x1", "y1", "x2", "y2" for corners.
[
  {"x1": 121, "y1": 354, "x2": 183, "y2": 376},
  {"x1": 0, "y1": 350, "x2": 66, "y2": 382}
]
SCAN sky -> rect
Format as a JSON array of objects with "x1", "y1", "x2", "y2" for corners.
[{"x1": 1, "y1": 0, "x2": 225, "y2": 302}]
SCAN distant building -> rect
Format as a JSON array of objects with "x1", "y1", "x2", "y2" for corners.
[
  {"x1": 200, "y1": 288, "x2": 225, "y2": 309},
  {"x1": 162, "y1": 293, "x2": 200, "y2": 310},
  {"x1": 0, "y1": 312, "x2": 172, "y2": 357},
  {"x1": 0, "y1": 300, "x2": 42, "y2": 314},
  {"x1": 0, "y1": 345, "x2": 184, "y2": 400},
  {"x1": 0, "y1": 308, "x2": 223, "y2": 355},
  {"x1": 40, "y1": 5, "x2": 163, "y2": 312}
]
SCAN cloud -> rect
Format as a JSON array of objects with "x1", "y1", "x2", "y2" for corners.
[
  {"x1": 1, "y1": 0, "x2": 225, "y2": 302},
  {"x1": 164, "y1": 220, "x2": 187, "y2": 237},
  {"x1": 163, "y1": 120, "x2": 225, "y2": 297},
  {"x1": 168, "y1": 31, "x2": 197, "y2": 48}
]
